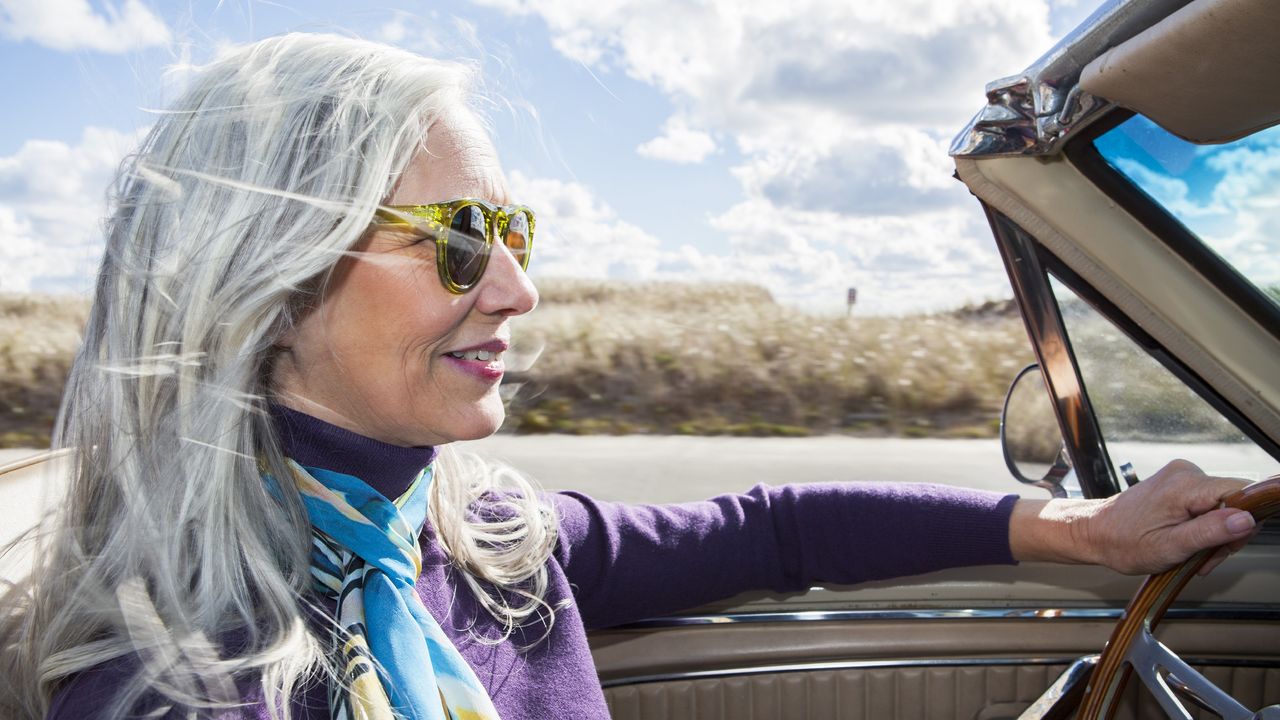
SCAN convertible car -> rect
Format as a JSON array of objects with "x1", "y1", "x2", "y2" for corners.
[
  {"x1": 1, "y1": 0, "x2": 1276, "y2": 718},
  {"x1": 588, "y1": 0, "x2": 1280, "y2": 718}
]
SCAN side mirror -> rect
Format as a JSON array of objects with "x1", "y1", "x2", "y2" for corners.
[{"x1": 1001, "y1": 363, "x2": 1075, "y2": 498}]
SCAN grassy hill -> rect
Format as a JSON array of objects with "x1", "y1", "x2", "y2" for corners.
[
  {"x1": 502, "y1": 280, "x2": 1030, "y2": 437},
  {"x1": 1, "y1": 283, "x2": 1033, "y2": 447},
  {"x1": 8, "y1": 279, "x2": 1251, "y2": 447}
]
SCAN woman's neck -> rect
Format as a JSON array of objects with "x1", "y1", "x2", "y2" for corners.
[{"x1": 270, "y1": 403, "x2": 437, "y2": 500}]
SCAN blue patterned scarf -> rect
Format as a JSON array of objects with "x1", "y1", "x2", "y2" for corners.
[{"x1": 283, "y1": 458, "x2": 501, "y2": 720}]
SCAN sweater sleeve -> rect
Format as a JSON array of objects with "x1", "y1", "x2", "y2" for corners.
[{"x1": 548, "y1": 482, "x2": 1019, "y2": 630}]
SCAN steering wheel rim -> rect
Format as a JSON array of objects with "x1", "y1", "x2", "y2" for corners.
[{"x1": 1076, "y1": 475, "x2": 1280, "y2": 720}]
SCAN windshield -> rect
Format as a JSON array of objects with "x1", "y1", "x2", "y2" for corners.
[{"x1": 1092, "y1": 115, "x2": 1280, "y2": 309}]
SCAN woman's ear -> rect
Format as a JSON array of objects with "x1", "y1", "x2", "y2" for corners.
[
  {"x1": 272, "y1": 305, "x2": 306, "y2": 353},
  {"x1": 277, "y1": 272, "x2": 331, "y2": 352},
  {"x1": 275, "y1": 324, "x2": 298, "y2": 351}
]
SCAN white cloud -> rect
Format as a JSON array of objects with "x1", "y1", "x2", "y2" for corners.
[
  {"x1": 474, "y1": 0, "x2": 1061, "y2": 310},
  {"x1": 509, "y1": 168, "x2": 1007, "y2": 313},
  {"x1": 733, "y1": 119, "x2": 960, "y2": 216},
  {"x1": 371, "y1": 10, "x2": 491, "y2": 60},
  {"x1": 637, "y1": 117, "x2": 716, "y2": 164},
  {"x1": 378, "y1": 12, "x2": 412, "y2": 44},
  {"x1": 0, "y1": 126, "x2": 143, "y2": 293},
  {"x1": 1201, "y1": 141, "x2": 1280, "y2": 289},
  {"x1": 704, "y1": 198, "x2": 1009, "y2": 313},
  {"x1": 1113, "y1": 135, "x2": 1280, "y2": 291},
  {"x1": 508, "y1": 170, "x2": 666, "y2": 279},
  {"x1": 1112, "y1": 159, "x2": 1216, "y2": 220},
  {"x1": 0, "y1": 0, "x2": 171, "y2": 53},
  {"x1": 476, "y1": 0, "x2": 1052, "y2": 130}
]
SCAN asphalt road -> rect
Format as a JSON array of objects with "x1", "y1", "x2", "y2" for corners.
[
  {"x1": 458, "y1": 434, "x2": 1278, "y2": 502},
  {"x1": 456, "y1": 435, "x2": 1023, "y2": 502},
  {"x1": 6, "y1": 434, "x2": 1274, "y2": 512},
  {"x1": 4, "y1": 433, "x2": 1277, "y2": 579}
]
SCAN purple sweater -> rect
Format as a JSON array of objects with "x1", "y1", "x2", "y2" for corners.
[{"x1": 48, "y1": 409, "x2": 1019, "y2": 718}]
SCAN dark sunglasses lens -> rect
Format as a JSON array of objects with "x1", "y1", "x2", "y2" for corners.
[
  {"x1": 504, "y1": 210, "x2": 532, "y2": 269},
  {"x1": 446, "y1": 205, "x2": 489, "y2": 287}
]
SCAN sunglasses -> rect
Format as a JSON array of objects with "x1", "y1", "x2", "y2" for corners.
[{"x1": 370, "y1": 199, "x2": 535, "y2": 294}]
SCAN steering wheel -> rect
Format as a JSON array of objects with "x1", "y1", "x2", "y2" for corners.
[{"x1": 1076, "y1": 475, "x2": 1280, "y2": 720}]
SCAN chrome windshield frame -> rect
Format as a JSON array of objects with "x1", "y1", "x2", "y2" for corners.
[
  {"x1": 949, "y1": 0, "x2": 1194, "y2": 159},
  {"x1": 982, "y1": 205, "x2": 1121, "y2": 497}
]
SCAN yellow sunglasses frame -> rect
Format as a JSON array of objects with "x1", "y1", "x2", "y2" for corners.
[{"x1": 370, "y1": 198, "x2": 535, "y2": 294}]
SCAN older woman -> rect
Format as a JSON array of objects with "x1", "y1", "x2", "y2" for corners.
[{"x1": 0, "y1": 33, "x2": 1256, "y2": 720}]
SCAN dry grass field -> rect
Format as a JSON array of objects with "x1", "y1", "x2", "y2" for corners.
[
  {"x1": 0, "y1": 283, "x2": 1033, "y2": 447},
  {"x1": 0, "y1": 294, "x2": 89, "y2": 448},
  {"x1": 504, "y1": 280, "x2": 1032, "y2": 438},
  {"x1": 4, "y1": 280, "x2": 1257, "y2": 448}
]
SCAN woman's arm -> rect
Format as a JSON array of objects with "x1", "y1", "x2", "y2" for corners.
[
  {"x1": 1008, "y1": 459, "x2": 1256, "y2": 575},
  {"x1": 550, "y1": 460, "x2": 1255, "y2": 631},
  {"x1": 549, "y1": 482, "x2": 1020, "y2": 630}
]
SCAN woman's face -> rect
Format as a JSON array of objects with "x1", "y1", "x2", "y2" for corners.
[{"x1": 272, "y1": 109, "x2": 539, "y2": 447}]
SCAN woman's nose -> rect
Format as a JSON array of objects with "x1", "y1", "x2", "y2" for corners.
[{"x1": 475, "y1": 242, "x2": 538, "y2": 316}]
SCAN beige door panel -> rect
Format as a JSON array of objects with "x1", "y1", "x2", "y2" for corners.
[
  {"x1": 685, "y1": 559, "x2": 1277, "y2": 613},
  {"x1": 591, "y1": 616, "x2": 1280, "y2": 684},
  {"x1": 602, "y1": 660, "x2": 1280, "y2": 720},
  {"x1": 592, "y1": 554, "x2": 1280, "y2": 718}
]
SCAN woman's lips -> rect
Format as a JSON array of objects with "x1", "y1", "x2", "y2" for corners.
[
  {"x1": 441, "y1": 341, "x2": 508, "y2": 382},
  {"x1": 442, "y1": 353, "x2": 505, "y2": 381}
]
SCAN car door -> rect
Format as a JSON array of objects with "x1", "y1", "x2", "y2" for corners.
[{"x1": 576, "y1": 1, "x2": 1280, "y2": 718}]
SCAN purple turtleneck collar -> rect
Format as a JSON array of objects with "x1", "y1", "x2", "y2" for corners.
[{"x1": 270, "y1": 403, "x2": 437, "y2": 500}]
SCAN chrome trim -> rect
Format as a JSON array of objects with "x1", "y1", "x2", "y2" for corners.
[
  {"x1": 601, "y1": 656, "x2": 1078, "y2": 689},
  {"x1": 0, "y1": 448, "x2": 70, "y2": 477},
  {"x1": 1120, "y1": 461, "x2": 1140, "y2": 487},
  {"x1": 602, "y1": 654, "x2": 1280, "y2": 690},
  {"x1": 613, "y1": 606, "x2": 1280, "y2": 630},
  {"x1": 950, "y1": 0, "x2": 1194, "y2": 158},
  {"x1": 1130, "y1": 626, "x2": 1253, "y2": 719},
  {"x1": 985, "y1": 208, "x2": 1119, "y2": 497},
  {"x1": 1018, "y1": 655, "x2": 1098, "y2": 720}
]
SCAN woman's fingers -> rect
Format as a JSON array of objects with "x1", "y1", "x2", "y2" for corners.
[
  {"x1": 1088, "y1": 461, "x2": 1253, "y2": 575},
  {"x1": 1166, "y1": 507, "x2": 1255, "y2": 558},
  {"x1": 1195, "y1": 514, "x2": 1259, "y2": 576},
  {"x1": 1012, "y1": 460, "x2": 1257, "y2": 575}
]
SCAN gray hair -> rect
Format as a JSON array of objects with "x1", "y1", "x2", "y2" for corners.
[{"x1": 0, "y1": 33, "x2": 557, "y2": 718}]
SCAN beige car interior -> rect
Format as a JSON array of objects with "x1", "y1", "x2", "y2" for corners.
[
  {"x1": 589, "y1": 557, "x2": 1280, "y2": 718},
  {"x1": 5, "y1": 0, "x2": 1278, "y2": 717},
  {"x1": 1079, "y1": 0, "x2": 1280, "y2": 144},
  {"x1": 603, "y1": 654, "x2": 1278, "y2": 720}
]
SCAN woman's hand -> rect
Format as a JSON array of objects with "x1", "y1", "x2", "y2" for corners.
[{"x1": 1009, "y1": 459, "x2": 1257, "y2": 575}]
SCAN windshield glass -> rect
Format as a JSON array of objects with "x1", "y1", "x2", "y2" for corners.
[
  {"x1": 1049, "y1": 277, "x2": 1280, "y2": 484},
  {"x1": 1093, "y1": 116, "x2": 1280, "y2": 309}
]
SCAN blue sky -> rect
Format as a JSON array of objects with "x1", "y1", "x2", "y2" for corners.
[
  {"x1": 1096, "y1": 117, "x2": 1280, "y2": 294},
  {"x1": 1, "y1": 0, "x2": 1105, "y2": 312}
]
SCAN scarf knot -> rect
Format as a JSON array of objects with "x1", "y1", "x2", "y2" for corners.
[{"x1": 280, "y1": 459, "x2": 501, "y2": 720}]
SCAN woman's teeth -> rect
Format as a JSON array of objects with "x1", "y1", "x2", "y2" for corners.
[{"x1": 448, "y1": 349, "x2": 500, "y2": 361}]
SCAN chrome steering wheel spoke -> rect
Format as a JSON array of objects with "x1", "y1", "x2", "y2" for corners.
[{"x1": 1128, "y1": 625, "x2": 1250, "y2": 720}]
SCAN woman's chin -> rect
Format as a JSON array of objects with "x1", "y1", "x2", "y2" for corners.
[{"x1": 436, "y1": 400, "x2": 506, "y2": 444}]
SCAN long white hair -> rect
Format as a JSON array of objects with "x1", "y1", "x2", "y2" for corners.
[{"x1": 0, "y1": 33, "x2": 557, "y2": 719}]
